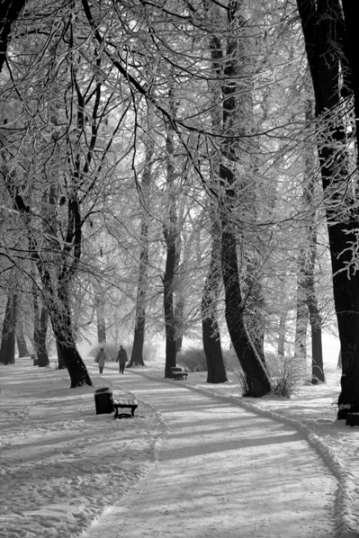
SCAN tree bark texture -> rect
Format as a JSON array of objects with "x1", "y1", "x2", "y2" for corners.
[
  {"x1": 163, "y1": 222, "x2": 177, "y2": 377},
  {"x1": 221, "y1": 227, "x2": 270, "y2": 396},
  {"x1": 295, "y1": 265, "x2": 308, "y2": 367},
  {"x1": 16, "y1": 318, "x2": 29, "y2": 357},
  {"x1": 128, "y1": 227, "x2": 148, "y2": 367},
  {"x1": 34, "y1": 307, "x2": 50, "y2": 368},
  {"x1": 56, "y1": 341, "x2": 66, "y2": 370},
  {"x1": 296, "y1": 0, "x2": 358, "y2": 415},
  {"x1": 303, "y1": 88, "x2": 324, "y2": 383},
  {"x1": 32, "y1": 280, "x2": 50, "y2": 367},
  {"x1": 163, "y1": 88, "x2": 178, "y2": 378},
  {"x1": 129, "y1": 121, "x2": 154, "y2": 368},
  {"x1": 202, "y1": 219, "x2": 227, "y2": 383},
  {"x1": 211, "y1": 2, "x2": 270, "y2": 396},
  {"x1": 0, "y1": 293, "x2": 18, "y2": 364},
  {"x1": 51, "y1": 282, "x2": 92, "y2": 386}
]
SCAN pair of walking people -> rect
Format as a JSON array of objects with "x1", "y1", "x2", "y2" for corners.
[{"x1": 95, "y1": 345, "x2": 127, "y2": 374}]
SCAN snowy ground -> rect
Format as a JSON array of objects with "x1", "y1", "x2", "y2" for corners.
[{"x1": 1, "y1": 340, "x2": 359, "y2": 538}]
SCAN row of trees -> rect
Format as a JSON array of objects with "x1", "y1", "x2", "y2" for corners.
[{"x1": 0, "y1": 0, "x2": 358, "y2": 418}]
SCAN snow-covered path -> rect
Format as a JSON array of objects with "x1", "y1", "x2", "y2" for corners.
[{"x1": 84, "y1": 369, "x2": 336, "y2": 538}]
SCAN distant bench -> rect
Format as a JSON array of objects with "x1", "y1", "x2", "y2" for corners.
[
  {"x1": 113, "y1": 399, "x2": 138, "y2": 418},
  {"x1": 171, "y1": 367, "x2": 188, "y2": 380}
]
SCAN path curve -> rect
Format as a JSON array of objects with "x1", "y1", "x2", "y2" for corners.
[{"x1": 83, "y1": 369, "x2": 336, "y2": 538}]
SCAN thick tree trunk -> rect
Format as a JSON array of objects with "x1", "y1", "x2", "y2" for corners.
[
  {"x1": 202, "y1": 317, "x2": 227, "y2": 384},
  {"x1": 0, "y1": 293, "x2": 18, "y2": 364},
  {"x1": 128, "y1": 236, "x2": 147, "y2": 367},
  {"x1": 56, "y1": 341, "x2": 66, "y2": 370},
  {"x1": 51, "y1": 283, "x2": 92, "y2": 387},
  {"x1": 303, "y1": 88, "x2": 324, "y2": 384},
  {"x1": 222, "y1": 227, "x2": 270, "y2": 396},
  {"x1": 32, "y1": 281, "x2": 49, "y2": 367},
  {"x1": 210, "y1": 2, "x2": 270, "y2": 397},
  {"x1": 16, "y1": 319, "x2": 29, "y2": 357},
  {"x1": 202, "y1": 219, "x2": 227, "y2": 383},
  {"x1": 129, "y1": 107, "x2": 154, "y2": 368},
  {"x1": 34, "y1": 307, "x2": 50, "y2": 368},
  {"x1": 55, "y1": 336, "x2": 90, "y2": 386},
  {"x1": 163, "y1": 230, "x2": 177, "y2": 377},
  {"x1": 163, "y1": 87, "x2": 178, "y2": 378},
  {"x1": 174, "y1": 298, "x2": 184, "y2": 353},
  {"x1": 243, "y1": 258, "x2": 266, "y2": 364},
  {"x1": 308, "y1": 297, "x2": 324, "y2": 383},
  {"x1": 294, "y1": 266, "x2": 308, "y2": 368},
  {"x1": 296, "y1": 0, "x2": 357, "y2": 417},
  {"x1": 129, "y1": 319, "x2": 145, "y2": 367}
]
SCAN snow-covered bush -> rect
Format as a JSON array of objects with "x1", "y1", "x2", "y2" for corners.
[
  {"x1": 269, "y1": 354, "x2": 305, "y2": 398},
  {"x1": 178, "y1": 347, "x2": 207, "y2": 371}
]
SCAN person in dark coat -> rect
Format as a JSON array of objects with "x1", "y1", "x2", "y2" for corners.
[
  {"x1": 116, "y1": 345, "x2": 127, "y2": 374},
  {"x1": 95, "y1": 347, "x2": 107, "y2": 374}
]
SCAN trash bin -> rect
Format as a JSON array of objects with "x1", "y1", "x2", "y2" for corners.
[{"x1": 94, "y1": 387, "x2": 114, "y2": 415}]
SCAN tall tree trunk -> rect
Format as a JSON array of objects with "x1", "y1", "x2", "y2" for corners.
[
  {"x1": 303, "y1": 86, "x2": 324, "y2": 383},
  {"x1": 202, "y1": 219, "x2": 227, "y2": 383},
  {"x1": 308, "y1": 293, "x2": 324, "y2": 383},
  {"x1": 296, "y1": 0, "x2": 358, "y2": 417},
  {"x1": 51, "y1": 281, "x2": 92, "y2": 386},
  {"x1": 295, "y1": 262, "x2": 308, "y2": 368},
  {"x1": 128, "y1": 230, "x2": 148, "y2": 367},
  {"x1": 221, "y1": 227, "x2": 270, "y2": 396},
  {"x1": 163, "y1": 224, "x2": 177, "y2": 377},
  {"x1": 129, "y1": 113, "x2": 154, "y2": 368},
  {"x1": 35, "y1": 307, "x2": 50, "y2": 368},
  {"x1": 163, "y1": 86, "x2": 178, "y2": 378},
  {"x1": 0, "y1": 293, "x2": 18, "y2": 364},
  {"x1": 32, "y1": 281, "x2": 49, "y2": 367},
  {"x1": 210, "y1": 2, "x2": 270, "y2": 396},
  {"x1": 56, "y1": 340, "x2": 66, "y2": 370},
  {"x1": 16, "y1": 318, "x2": 29, "y2": 357},
  {"x1": 174, "y1": 298, "x2": 184, "y2": 353}
]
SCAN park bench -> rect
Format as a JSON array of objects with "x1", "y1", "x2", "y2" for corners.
[
  {"x1": 170, "y1": 367, "x2": 188, "y2": 380},
  {"x1": 113, "y1": 398, "x2": 138, "y2": 418}
]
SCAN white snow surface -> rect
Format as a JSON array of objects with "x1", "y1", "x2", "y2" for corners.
[{"x1": 1, "y1": 346, "x2": 359, "y2": 538}]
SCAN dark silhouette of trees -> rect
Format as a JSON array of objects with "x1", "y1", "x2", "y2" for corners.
[
  {"x1": 296, "y1": 0, "x2": 359, "y2": 417},
  {"x1": 0, "y1": 291, "x2": 17, "y2": 364}
]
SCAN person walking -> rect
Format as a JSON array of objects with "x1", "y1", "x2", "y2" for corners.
[
  {"x1": 95, "y1": 347, "x2": 107, "y2": 374},
  {"x1": 116, "y1": 345, "x2": 127, "y2": 374}
]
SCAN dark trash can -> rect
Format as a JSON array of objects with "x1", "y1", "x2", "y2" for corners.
[
  {"x1": 94, "y1": 387, "x2": 114, "y2": 415},
  {"x1": 31, "y1": 354, "x2": 38, "y2": 366}
]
